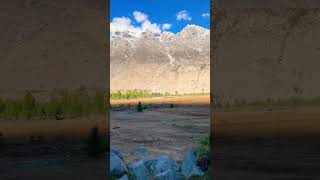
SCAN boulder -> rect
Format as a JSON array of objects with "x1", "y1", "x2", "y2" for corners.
[
  {"x1": 143, "y1": 157, "x2": 159, "y2": 175},
  {"x1": 110, "y1": 152, "x2": 128, "y2": 177},
  {"x1": 128, "y1": 161, "x2": 150, "y2": 180},
  {"x1": 118, "y1": 175, "x2": 129, "y2": 180},
  {"x1": 154, "y1": 170, "x2": 181, "y2": 180},
  {"x1": 182, "y1": 148, "x2": 204, "y2": 178},
  {"x1": 131, "y1": 147, "x2": 147, "y2": 157},
  {"x1": 142, "y1": 156, "x2": 179, "y2": 176},
  {"x1": 111, "y1": 145, "x2": 124, "y2": 161},
  {"x1": 154, "y1": 156, "x2": 179, "y2": 175}
]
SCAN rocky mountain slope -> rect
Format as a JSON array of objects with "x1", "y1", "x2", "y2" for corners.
[
  {"x1": 110, "y1": 25, "x2": 210, "y2": 94},
  {"x1": 212, "y1": 4, "x2": 320, "y2": 103},
  {"x1": 0, "y1": 0, "x2": 106, "y2": 96}
]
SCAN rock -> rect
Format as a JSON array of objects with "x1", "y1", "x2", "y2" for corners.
[
  {"x1": 110, "y1": 152, "x2": 128, "y2": 177},
  {"x1": 154, "y1": 170, "x2": 181, "y2": 180},
  {"x1": 131, "y1": 147, "x2": 147, "y2": 157},
  {"x1": 128, "y1": 161, "x2": 150, "y2": 180},
  {"x1": 118, "y1": 175, "x2": 129, "y2": 180},
  {"x1": 143, "y1": 158, "x2": 156, "y2": 173},
  {"x1": 143, "y1": 157, "x2": 159, "y2": 174},
  {"x1": 155, "y1": 156, "x2": 179, "y2": 175},
  {"x1": 111, "y1": 145, "x2": 124, "y2": 160},
  {"x1": 182, "y1": 148, "x2": 204, "y2": 178},
  {"x1": 143, "y1": 156, "x2": 179, "y2": 176}
]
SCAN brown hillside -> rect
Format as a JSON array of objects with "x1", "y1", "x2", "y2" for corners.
[
  {"x1": 0, "y1": 0, "x2": 107, "y2": 96},
  {"x1": 212, "y1": 1, "x2": 320, "y2": 103}
]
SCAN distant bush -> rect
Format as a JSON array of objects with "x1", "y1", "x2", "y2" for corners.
[
  {"x1": 22, "y1": 92, "x2": 36, "y2": 119},
  {"x1": 137, "y1": 101, "x2": 143, "y2": 112},
  {"x1": 0, "y1": 88, "x2": 107, "y2": 120},
  {"x1": 0, "y1": 99, "x2": 5, "y2": 115},
  {"x1": 110, "y1": 90, "x2": 210, "y2": 100},
  {"x1": 111, "y1": 89, "x2": 163, "y2": 99}
]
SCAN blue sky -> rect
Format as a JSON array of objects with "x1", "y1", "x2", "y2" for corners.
[{"x1": 110, "y1": 0, "x2": 210, "y2": 33}]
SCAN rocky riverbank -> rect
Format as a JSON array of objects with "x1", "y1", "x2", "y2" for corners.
[{"x1": 110, "y1": 146, "x2": 209, "y2": 180}]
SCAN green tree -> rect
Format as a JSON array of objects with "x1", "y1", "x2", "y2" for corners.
[{"x1": 22, "y1": 92, "x2": 36, "y2": 119}]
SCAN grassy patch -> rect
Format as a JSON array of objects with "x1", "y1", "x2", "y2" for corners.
[
  {"x1": 195, "y1": 134, "x2": 210, "y2": 161},
  {"x1": 110, "y1": 90, "x2": 209, "y2": 100},
  {"x1": 111, "y1": 89, "x2": 163, "y2": 100},
  {"x1": 195, "y1": 133, "x2": 210, "y2": 174},
  {"x1": 0, "y1": 88, "x2": 107, "y2": 120}
]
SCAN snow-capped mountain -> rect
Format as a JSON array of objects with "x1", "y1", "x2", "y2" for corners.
[{"x1": 110, "y1": 25, "x2": 210, "y2": 94}]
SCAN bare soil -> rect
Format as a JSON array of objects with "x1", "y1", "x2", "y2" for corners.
[
  {"x1": 0, "y1": 116, "x2": 108, "y2": 180},
  {"x1": 0, "y1": 116, "x2": 107, "y2": 139},
  {"x1": 110, "y1": 95, "x2": 210, "y2": 163},
  {"x1": 213, "y1": 107, "x2": 320, "y2": 179}
]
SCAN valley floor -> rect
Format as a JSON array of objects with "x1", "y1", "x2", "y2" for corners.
[
  {"x1": 213, "y1": 106, "x2": 320, "y2": 179},
  {"x1": 0, "y1": 116, "x2": 108, "y2": 180},
  {"x1": 110, "y1": 95, "x2": 210, "y2": 163}
]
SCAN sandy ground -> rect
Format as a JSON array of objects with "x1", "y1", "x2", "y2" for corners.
[
  {"x1": 0, "y1": 116, "x2": 108, "y2": 139},
  {"x1": 0, "y1": 154, "x2": 107, "y2": 180},
  {"x1": 110, "y1": 95, "x2": 210, "y2": 163},
  {"x1": 111, "y1": 95, "x2": 210, "y2": 106},
  {"x1": 213, "y1": 106, "x2": 320, "y2": 179},
  {"x1": 0, "y1": 116, "x2": 108, "y2": 180},
  {"x1": 213, "y1": 106, "x2": 320, "y2": 138}
]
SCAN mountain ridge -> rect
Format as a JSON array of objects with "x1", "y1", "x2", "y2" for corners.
[{"x1": 110, "y1": 24, "x2": 210, "y2": 94}]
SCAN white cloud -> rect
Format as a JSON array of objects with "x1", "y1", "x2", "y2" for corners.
[
  {"x1": 202, "y1": 13, "x2": 210, "y2": 18},
  {"x1": 110, "y1": 17, "x2": 141, "y2": 33},
  {"x1": 110, "y1": 11, "x2": 162, "y2": 34},
  {"x1": 133, "y1": 11, "x2": 148, "y2": 23},
  {"x1": 176, "y1": 10, "x2": 192, "y2": 21},
  {"x1": 162, "y1": 23, "x2": 172, "y2": 30},
  {"x1": 141, "y1": 20, "x2": 161, "y2": 34}
]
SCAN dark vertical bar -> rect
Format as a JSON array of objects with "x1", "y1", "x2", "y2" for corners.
[{"x1": 106, "y1": 0, "x2": 111, "y2": 177}]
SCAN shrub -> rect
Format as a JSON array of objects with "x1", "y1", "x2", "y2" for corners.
[
  {"x1": 195, "y1": 134, "x2": 210, "y2": 172},
  {"x1": 195, "y1": 134, "x2": 209, "y2": 160},
  {"x1": 137, "y1": 101, "x2": 143, "y2": 112},
  {"x1": 86, "y1": 126, "x2": 104, "y2": 158},
  {"x1": 0, "y1": 99, "x2": 5, "y2": 118},
  {"x1": 111, "y1": 89, "x2": 163, "y2": 99},
  {"x1": 3, "y1": 99, "x2": 21, "y2": 119},
  {"x1": 0, "y1": 88, "x2": 107, "y2": 120},
  {"x1": 22, "y1": 92, "x2": 36, "y2": 119}
]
